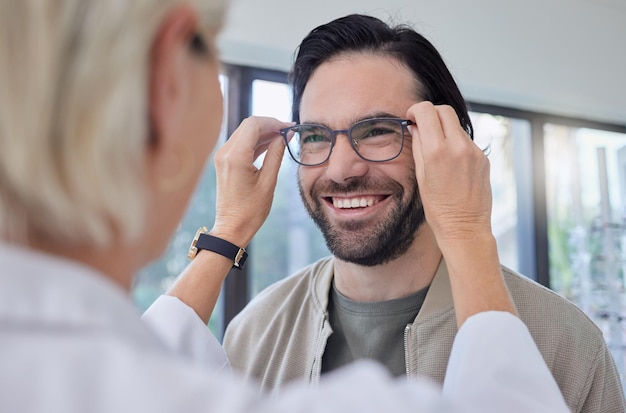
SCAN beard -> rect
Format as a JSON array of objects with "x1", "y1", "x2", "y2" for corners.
[{"x1": 299, "y1": 174, "x2": 425, "y2": 266}]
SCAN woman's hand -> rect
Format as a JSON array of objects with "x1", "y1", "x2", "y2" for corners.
[
  {"x1": 165, "y1": 116, "x2": 292, "y2": 323},
  {"x1": 407, "y1": 101, "x2": 516, "y2": 326},
  {"x1": 210, "y1": 116, "x2": 293, "y2": 247},
  {"x1": 407, "y1": 102, "x2": 492, "y2": 246}
]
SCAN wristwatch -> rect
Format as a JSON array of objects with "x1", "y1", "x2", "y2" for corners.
[{"x1": 187, "y1": 226, "x2": 248, "y2": 269}]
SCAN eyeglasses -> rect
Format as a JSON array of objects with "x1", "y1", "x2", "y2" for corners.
[{"x1": 280, "y1": 117, "x2": 414, "y2": 166}]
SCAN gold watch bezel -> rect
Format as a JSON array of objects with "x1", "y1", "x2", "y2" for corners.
[{"x1": 188, "y1": 226, "x2": 209, "y2": 260}]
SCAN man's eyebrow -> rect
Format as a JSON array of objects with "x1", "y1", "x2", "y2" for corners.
[
  {"x1": 355, "y1": 112, "x2": 404, "y2": 122},
  {"x1": 300, "y1": 111, "x2": 405, "y2": 126}
]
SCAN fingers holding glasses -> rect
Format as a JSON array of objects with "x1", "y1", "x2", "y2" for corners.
[
  {"x1": 223, "y1": 117, "x2": 292, "y2": 162},
  {"x1": 211, "y1": 116, "x2": 292, "y2": 247},
  {"x1": 408, "y1": 102, "x2": 474, "y2": 160},
  {"x1": 408, "y1": 102, "x2": 465, "y2": 198},
  {"x1": 407, "y1": 101, "x2": 492, "y2": 243}
]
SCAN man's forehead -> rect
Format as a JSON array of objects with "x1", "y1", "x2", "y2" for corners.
[{"x1": 298, "y1": 54, "x2": 419, "y2": 127}]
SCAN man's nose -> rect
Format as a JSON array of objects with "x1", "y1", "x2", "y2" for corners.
[{"x1": 324, "y1": 133, "x2": 369, "y2": 183}]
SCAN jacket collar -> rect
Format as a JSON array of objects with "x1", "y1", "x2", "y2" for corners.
[
  {"x1": 415, "y1": 259, "x2": 454, "y2": 321},
  {"x1": 313, "y1": 256, "x2": 453, "y2": 321},
  {"x1": 313, "y1": 257, "x2": 334, "y2": 314}
]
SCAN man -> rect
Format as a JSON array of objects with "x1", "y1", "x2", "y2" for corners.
[{"x1": 223, "y1": 14, "x2": 625, "y2": 413}]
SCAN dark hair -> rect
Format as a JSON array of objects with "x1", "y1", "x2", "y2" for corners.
[{"x1": 290, "y1": 14, "x2": 473, "y2": 139}]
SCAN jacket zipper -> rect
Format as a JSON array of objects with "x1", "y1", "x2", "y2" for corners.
[{"x1": 404, "y1": 323, "x2": 412, "y2": 380}]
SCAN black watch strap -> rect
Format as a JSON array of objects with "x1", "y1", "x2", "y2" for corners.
[{"x1": 195, "y1": 233, "x2": 248, "y2": 269}]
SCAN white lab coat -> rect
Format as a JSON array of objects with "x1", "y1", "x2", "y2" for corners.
[{"x1": 0, "y1": 242, "x2": 569, "y2": 413}]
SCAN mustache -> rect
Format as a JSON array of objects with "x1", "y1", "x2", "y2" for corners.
[{"x1": 310, "y1": 177, "x2": 405, "y2": 195}]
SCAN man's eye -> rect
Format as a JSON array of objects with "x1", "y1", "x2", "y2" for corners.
[
  {"x1": 367, "y1": 128, "x2": 393, "y2": 137},
  {"x1": 360, "y1": 127, "x2": 397, "y2": 140},
  {"x1": 302, "y1": 134, "x2": 329, "y2": 144}
]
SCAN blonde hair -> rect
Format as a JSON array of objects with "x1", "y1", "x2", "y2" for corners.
[{"x1": 0, "y1": 0, "x2": 226, "y2": 246}]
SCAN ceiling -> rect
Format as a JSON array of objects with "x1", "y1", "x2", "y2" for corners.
[{"x1": 217, "y1": 0, "x2": 626, "y2": 126}]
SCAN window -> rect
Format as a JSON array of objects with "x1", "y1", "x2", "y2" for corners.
[
  {"x1": 470, "y1": 112, "x2": 532, "y2": 274},
  {"x1": 545, "y1": 124, "x2": 626, "y2": 379}
]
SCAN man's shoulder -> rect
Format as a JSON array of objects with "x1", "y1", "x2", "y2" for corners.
[
  {"x1": 501, "y1": 266, "x2": 610, "y2": 369},
  {"x1": 501, "y1": 267, "x2": 625, "y2": 411},
  {"x1": 251, "y1": 256, "x2": 333, "y2": 303},
  {"x1": 502, "y1": 266, "x2": 602, "y2": 334}
]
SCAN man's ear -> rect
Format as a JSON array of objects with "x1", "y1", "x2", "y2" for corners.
[{"x1": 148, "y1": 5, "x2": 199, "y2": 151}]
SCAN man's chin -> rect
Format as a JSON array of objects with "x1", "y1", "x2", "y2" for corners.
[
  {"x1": 324, "y1": 232, "x2": 387, "y2": 263},
  {"x1": 332, "y1": 250, "x2": 394, "y2": 267},
  {"x1": 331, "y1": 219, "x2": 372, "y2": 232}
]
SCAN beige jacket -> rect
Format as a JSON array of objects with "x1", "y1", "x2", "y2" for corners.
[{"x1": 224, "y1": 257, "x2": 625, "y2": 413}]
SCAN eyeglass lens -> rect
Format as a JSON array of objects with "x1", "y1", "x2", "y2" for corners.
[{"x1": 285, "y1": 118, "x2": 406, "y2": 166}]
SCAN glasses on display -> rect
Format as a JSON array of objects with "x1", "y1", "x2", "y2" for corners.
[{"x1": 280, "y1": 117, "x2": 413, "y2": 166}]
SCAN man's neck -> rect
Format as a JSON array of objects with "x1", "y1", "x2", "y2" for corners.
[{"x1": 332, "y1": 224, "x2": 442, "y2": 302}]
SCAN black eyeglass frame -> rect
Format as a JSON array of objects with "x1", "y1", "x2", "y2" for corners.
[{"x1": 280, "y1": 117, "x2": 414, "y2": 167}]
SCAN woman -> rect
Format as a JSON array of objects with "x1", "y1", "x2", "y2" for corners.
[{"x1": 0, "y1": 1, "x2": 568, "y2": 412}]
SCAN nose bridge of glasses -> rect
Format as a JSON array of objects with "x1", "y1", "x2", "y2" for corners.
[
  {"x1": 330, "y1": 128, "x2": 352, "y2": 141},
  {"x1": 330, "y1": 127, "x2": 361, "y2": 155}
]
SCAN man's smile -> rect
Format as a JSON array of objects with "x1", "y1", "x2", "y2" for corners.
[{"x1": 329, "y1": 195, "x2": 388, "y2": 209}]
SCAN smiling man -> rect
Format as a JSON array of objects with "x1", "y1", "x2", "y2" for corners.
[{"x1": 223, "y1": 14, "x2": 625, "y2": 413}]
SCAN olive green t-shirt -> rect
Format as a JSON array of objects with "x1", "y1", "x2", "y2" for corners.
[{"x1": 321, "y1": 281, "x2": 429, "y2": 377}]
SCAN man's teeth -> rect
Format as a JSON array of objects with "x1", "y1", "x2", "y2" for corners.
[{"x1": 333, "y1": 197, "x2": 376, "y2": 209}]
